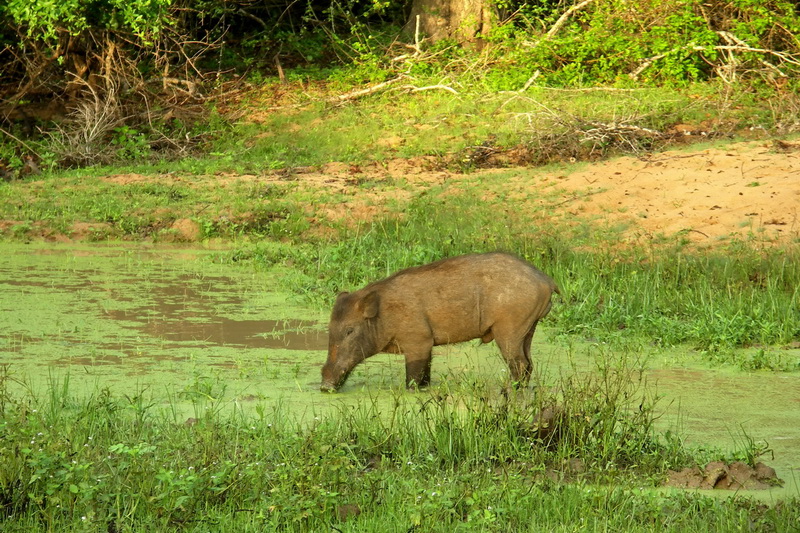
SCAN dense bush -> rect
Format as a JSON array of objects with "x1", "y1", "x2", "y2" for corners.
[{"x1": 1, "y1": 0, "x2": 799, "y2": 172}]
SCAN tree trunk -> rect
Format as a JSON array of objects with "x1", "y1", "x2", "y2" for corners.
[{"x1": 405, "y1": 0, "x2": 493, "y2": 44}]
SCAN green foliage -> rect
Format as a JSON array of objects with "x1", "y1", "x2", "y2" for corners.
[
  {"x1": 110, "y1": 126, "x2": 151, "y2": 161},
  {"x1": 4, "y1": 0, "x2": 800, "y2": 176},
  {"x1": 1, "y1": 369, "x2": 796, "y2": 531},
  {"x1": 407, "y1": 0, "x2": 800, "y2": 89},
  {"x1": 482, "y1": 0, "x2": 736, "y2": 87},
  {"x1": 4, "y1": 0, "x2": 172, "y2": 43},
  {"x1": 0, "y1": 140, "x2": 24, "y2": 175}
]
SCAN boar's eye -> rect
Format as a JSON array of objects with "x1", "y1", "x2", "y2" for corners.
[{"x1": 344, "y1": 327, "x2": 355, "y2": 337}]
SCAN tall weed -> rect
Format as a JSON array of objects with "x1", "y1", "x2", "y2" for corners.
[
  {"x1": 234, "y1": 191, "x2": 800, "y2": 353},
  {"x1": 2, "y1": 364, "x2": 793, "y2": 531}
]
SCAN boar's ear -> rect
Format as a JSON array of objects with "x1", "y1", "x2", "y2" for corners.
[
  {"x1": 358, "y1": 291, "x2": 379, "y2": 319},
  {"x1": 335, "y1": 291, "x2": 349, "y2": 303}
]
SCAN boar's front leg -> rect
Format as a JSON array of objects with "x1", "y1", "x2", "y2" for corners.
[{"x1": 402, "y1": 339, "x2": 434, "y2": 389}]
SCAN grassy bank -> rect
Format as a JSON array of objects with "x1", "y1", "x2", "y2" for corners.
[
  {"x1": 229, "y1": 186, "x2": 800, "y2": 366},
  {"x1": 2, "y1": 135, "x2": 799, "y2": 367},
  {"x1": 1, "y1": 362, "x2": 796, "y2": 532}
]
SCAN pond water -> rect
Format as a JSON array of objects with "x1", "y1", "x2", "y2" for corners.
[
  {"x1": 1, "y1": 243, "x2": 798, "y2": 500},
  {"x1": 0, "y1": 243, "x2": 331, "y2": 408}
]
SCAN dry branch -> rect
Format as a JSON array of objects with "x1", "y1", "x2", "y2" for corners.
[
  {"x1": 546, "y1": 0, "x2": 595, "y2": 39},
  {"x1": 327, "y1": 76, "x2": 406, "y2": 103},
  {"x1": 401, "y1": 84, "x2": 458, "y2": 95},
  {"x1": 630, "y1": 33, "x2": 799, "y2": 80},
  {"x1": 0, "y1": 125, "x2": 40, "y2": 156},
  {"x1": 326, "y1": 76, "x2": 458, "y2": 105}
]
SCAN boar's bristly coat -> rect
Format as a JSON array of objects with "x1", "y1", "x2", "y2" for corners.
[{"x1": 320, "y1": 252, "x2": 559, "y2": 392}]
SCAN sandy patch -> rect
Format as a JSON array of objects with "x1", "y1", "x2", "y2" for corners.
[
  {"x1": 168, "y1": 218, "x2": 202, "y2": 242},
  {"x1": 86, "y1": 140, "x2": 800, "y2": 245},
  {"x1": 535, "y1": 141, "x2": 800, "y2": 243},
  {"x1": 100, "y1": 173, "x2": 156, "y2": 185}
]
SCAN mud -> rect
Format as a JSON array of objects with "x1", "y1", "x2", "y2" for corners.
[{"x1": 665, "y1": 461, "x2": 781, "y2": 490}]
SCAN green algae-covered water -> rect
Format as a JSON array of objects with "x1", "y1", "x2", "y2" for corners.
[
  {"x1": 0, "y1": 243, "x2": 508, "y2": 410},
  {"x1": 0, "y1": 243, "x2": 330, "y2": 409},
  {"x1": 1, "y1": 243, "x2": 798, "y2": 501}
]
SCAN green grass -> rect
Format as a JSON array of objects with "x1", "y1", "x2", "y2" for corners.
[
  {"x1": 229, "y1": 188, "x2": 800, "y2": 361},
  {"x1": 1, "y1": 360, "x2": 795, "y2": 532},
  {"x1": 201, "y1": 81, "x2": 787, "y2": 174},
  {"x1": 11, "y1": 77, "x2": 783, "y2": 179},
  {"x1": 3, "y1": 143, "x2": 798, "y2": 366},
  {"x1": 0, "y1": 174, "x2": 310, "y2": 241},
  {"x1": 2, "y1": 39, "x2": 799, "y2": 533}
]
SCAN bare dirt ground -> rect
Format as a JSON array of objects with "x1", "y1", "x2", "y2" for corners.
[
  {"x1": 279, "y1": 139, "x2": 800, "y2": 246},
  {"x1": 542, "y1": 139, "x2": 800, "y2": 244},
  {"x1": 665, "y1": 461, "x2": 781, "y2": 490},
  {"x1": 4, "y1": 139, "x2": 798, "y2": 245}
]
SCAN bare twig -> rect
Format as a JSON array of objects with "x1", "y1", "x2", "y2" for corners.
[
  {"x1": 157, "y1": 77, "x2": 199, "y2": 96},
  {"x1": 401, "y1": 84, "x2": 458, "y2": 95},
  {"x1": 520, "y1": 70, "x2": 541, "y2": 92},
  {"x1": 415, "y1": 14, "x2": 421, "y2": 48},
  {"x1": 327, "y1": 76, "x2": 459, "y2": 105},
  {"x1": 0, "y1": 126, "x2": 40, "y2": 157},
  {"x1": 582, "y1": 122, "x2": 663, "y2": 139},
  {"x1": 717, "y1": 31, "x2": 787, "y2": 77},
  {"x1": 274, "y1": 54, "x2": 286, "y2": 84},
  {"x1": 525, "y1": 86, "x2": 640, "y2": 92},
  {"x1": 237, "y1": 8, "x2": 267, "y2": 29}
]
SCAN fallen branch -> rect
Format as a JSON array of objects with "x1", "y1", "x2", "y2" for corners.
[
  {"x1": 526, "y1": 86, "x2": 640, "y2": 92},
  {"x1": 630, "y1": 40, "x2": 798, "y2": 80},
  {"x1": 582, "y1": 122, "x2": 663, "y2": 139},
  {"x1": 716, "y1": 31, "x2": 787, "y2": 77},
  {"x1": 546, "y1": 0, "x2": 595, "y2": 39},
  {"x1": 400, "y1": 84, "x2": 458, "y2": 95},
  {"x1": 520, "y1": 70, "x2": 541, "y2": 92},
  {"x1": 328, "y1": 76, "x2": 406, "y2": 103},
  {"x1": 328, "y1": 77, "x2": 459, "y2": 104},
  {"x1": 159, "y1": 77, "x2": 200, "y2": 96},
  {"x1": 578, "y1": 121, "x2": 665, "y2": 155},
  {"x1": 264, "y1": 77, "x2": 451, "y2": 111}
]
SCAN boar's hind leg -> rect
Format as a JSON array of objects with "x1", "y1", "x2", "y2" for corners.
[
  {"x1": 495, "y1": 323, "x2": 534, "y2": 387},
  {"x1": 522, "y1": 322, "x2": 538, "y2": 371}
]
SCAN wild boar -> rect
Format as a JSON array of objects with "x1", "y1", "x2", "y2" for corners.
[{"x1": 320, "y1": 252, "x2": 558, "y2": 392}]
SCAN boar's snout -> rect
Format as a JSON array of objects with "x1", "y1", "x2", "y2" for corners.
[
  {"x1": 320, "y1": 381, "x2": 338, "y2": 393},
  {"x1": 320, "y1": 360, "x2": 348, "y2": 393}
]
